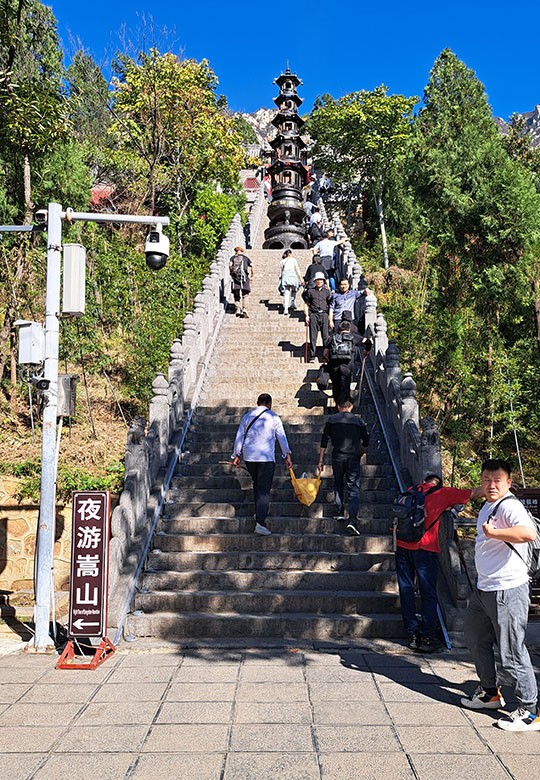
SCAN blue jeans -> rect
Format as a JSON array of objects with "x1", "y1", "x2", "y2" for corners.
[
  {"x1": 463, "y1": 584, "x2": 538, "y2": 709},
  {"x1": 331, "y1": 454, "x2": 361, "y2": 519},
  {"x1": 395, "y1": 547, "x2": 439, "y2": 638}
]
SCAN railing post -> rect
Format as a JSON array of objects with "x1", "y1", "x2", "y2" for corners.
[{"x1": 149, "y1": 373, "x2": 170, "y2": 470}]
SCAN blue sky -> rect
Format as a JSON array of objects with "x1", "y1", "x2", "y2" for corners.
[{"x1": 51, "y1": 0, "x2": 539, "y2": 120}]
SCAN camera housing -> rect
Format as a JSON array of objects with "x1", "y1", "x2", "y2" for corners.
[
  {"x1": 34, "y1": 208, "x2": 48, "y2": 224},
  {"x1": 31, "y1": 375, "x2": 50, "y2": 392},
  {"x1": 145, "y1": 224, "x2": 169, "y2": 270}
]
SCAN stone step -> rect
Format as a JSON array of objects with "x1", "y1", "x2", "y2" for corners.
[
  {"x1": 152, "y1": 532, "x2": 393, "y2": 553},
  {"x1": 133, "y1": 589, "x2": 401, "y2": 615},
  {"x1": 126, "y1": 611, "x2": 405, "y2": 640},
  {"x1": 146, "y1": 550, "x2": 395, "y2": 573},
  {"x1": 169, "y1": 475, "x2": 395, "y2": 491},
  {"x1": 166, "y1": 487, "x2": 397, "y2": 504},
  {"x1": 164, "y1": 502, "x2": 394, "y2": 519},
  {"x1": 140, "y1": 568, "x2": 397, "y2": 592},
  {"x1": 178, "y1": 454, "x2": 390, "y2": 468},
  {"x1": 159, "y1": 516, "x2": 394, "y2": 536}
]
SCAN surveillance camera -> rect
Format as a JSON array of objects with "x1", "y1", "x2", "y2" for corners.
[
  {"x1": 34, "y1": 208, "x2": 48, "y2": 225},
  {"x1": 31, "y1": 375, "x2": 50, "y2": 392},
  {"x1": 145, "y1": 224, "x2": 169, "y2": 270}
]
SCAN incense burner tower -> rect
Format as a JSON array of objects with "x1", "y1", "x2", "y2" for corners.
[{"x1": 263, "y1": 69, "x2": 309, "y2": 249}]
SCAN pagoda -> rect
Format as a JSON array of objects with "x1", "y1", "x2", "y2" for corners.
[{"x1": 263, "y1": 68, "x2": 309, "y2": 249}]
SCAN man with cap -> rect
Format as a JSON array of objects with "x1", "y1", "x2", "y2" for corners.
[{"x1": 302, "y1": 272, "x2": 332, "y2": 362}]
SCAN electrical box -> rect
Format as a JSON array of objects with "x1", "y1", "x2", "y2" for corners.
[
  {"x1": 57, "y1": 374, "x2": 79, "y2": 417},
  {"x1": 14, "y1": 320, "x2": 45, "y2": 365},
  {"x1": 62, "y1": 243, "x2": 86, "y2": 316}
]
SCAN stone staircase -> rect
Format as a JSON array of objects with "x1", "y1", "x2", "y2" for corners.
[{"x1": 126, "y1": 217, "x2": 403, "y2": 642}]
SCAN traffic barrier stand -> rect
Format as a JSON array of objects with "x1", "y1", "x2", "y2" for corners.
[{"x1": 56, "y1": 637, "x2": 116, "y2": 670}]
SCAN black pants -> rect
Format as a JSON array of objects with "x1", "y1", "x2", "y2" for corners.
[
  {"x1": 308, "y1": 311, "x2": 329, "y2": 359},
  {"x1": 328, "y1": 359, "x2": 354, "y2": 403},
  {"x1": 245, "y1": 461, "x2": 275, "y2": 524},
  {"x1": 332, "y1": 454, "x2": 361, "y2": 519}
]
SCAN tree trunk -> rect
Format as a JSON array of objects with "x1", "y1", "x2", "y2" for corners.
[
  {"x1": 533, "y1": 278, "x2": 540, "y2": 356},
  {"x1": 373, "y1": 178, "x2": 389, "y2": 270},
  {"x1": 23, "y1": 152, "x2": 33, "y2": 223}
]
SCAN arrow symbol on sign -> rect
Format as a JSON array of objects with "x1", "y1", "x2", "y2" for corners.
[{"x1": 73, "y1": 619, "x2": 100, "y2": 630}]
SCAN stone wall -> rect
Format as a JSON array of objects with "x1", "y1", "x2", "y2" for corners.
[{"x1": 0, "y1": 476, "x2": 72, "y2": 592}]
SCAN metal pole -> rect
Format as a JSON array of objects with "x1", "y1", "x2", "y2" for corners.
[{"x1": 33, "y1": 202, "x2": 62, "y2": 650}]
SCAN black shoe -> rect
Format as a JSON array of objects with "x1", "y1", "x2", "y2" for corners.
[
  {"x1": 346, "y1": 521, "x2": 360, "y2": 536},
  {"x1": 416, "y1": 636, "x2": 444, "y2": 654}
]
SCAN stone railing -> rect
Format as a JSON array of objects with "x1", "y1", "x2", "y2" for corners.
[
  {"x1": 317, "y1": 205, "x2": 467, "y2": 626},
  {"x1": 246, "y1": 185, "x2": 266, "y2": 249},
  {"x1": 107, "y1": 212, "x2": 244, "y2": 634}
]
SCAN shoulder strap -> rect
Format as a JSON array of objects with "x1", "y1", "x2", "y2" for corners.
[
  {"x1": 242, "y1": 408, "x2": 268, "y2": 446},
  {"x1": 420, "y1": 483, "x2": 444, "y2": 533},
  {"x1": 486, "y1": 495, "x2": 529, "y2": 564}
]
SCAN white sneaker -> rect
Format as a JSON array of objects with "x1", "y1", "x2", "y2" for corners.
[
  {"x1": 460, "y1": 685, "x2": 505, "y2": 710},
  {"x1": 497, "y1": 707, "x2": 540, "y2": 731},
  {"x1": 254, "y1": 522, "x2": 271, "y2": 536}
]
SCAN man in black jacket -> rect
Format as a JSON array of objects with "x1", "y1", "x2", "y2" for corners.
[
  {"x1": 303, "y1": 271, "x2": 332, "y2": 362},
  {"x1": 318, "y1": 398, "x2": 369, "y2": 533}
]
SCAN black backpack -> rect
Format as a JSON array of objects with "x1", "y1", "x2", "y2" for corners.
[
  {"x1": 488, "y1": 496, "x2": 540, "y2": 580},
  {"x1": 392, "y1": 483, "x2": 442, "y2": 543},
  {"x1": 230, "y1": 255, "x2": 245, "y2": 282},
  {"x1": 328, "y1": 332, "x2": 354, "y2": 362}
]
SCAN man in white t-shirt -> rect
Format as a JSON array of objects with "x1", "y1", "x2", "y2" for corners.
[{"x1": 460, "y1": 458, "x2": 540, "y2": 731}]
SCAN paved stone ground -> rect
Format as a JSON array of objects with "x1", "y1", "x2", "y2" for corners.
[{"x1": 1, "y1": 635, "x2": 540, "y2": 780}]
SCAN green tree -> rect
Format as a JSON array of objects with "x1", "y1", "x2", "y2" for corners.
[
  {"x1": 0, "y1": 0, "x2": 66, "y2": 220},
  {"x1": 109, "y1": 50, "x2": 244, "y2": 218},
  {"x1": 308, "y1": 86, "x2": 417, "y2": 268}
]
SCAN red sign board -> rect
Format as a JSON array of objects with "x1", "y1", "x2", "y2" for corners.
[{"x1": 68, "y1": 491, "x2": 110, "y2": 638}]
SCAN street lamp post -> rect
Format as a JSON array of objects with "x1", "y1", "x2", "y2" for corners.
[{"x1": 32, "y1": 203, "x2": 170, "y2": 651}]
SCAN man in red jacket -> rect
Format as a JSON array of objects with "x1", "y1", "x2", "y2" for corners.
[{"x1": 396, "y1": 474, "x2": 483, "y2": 653}]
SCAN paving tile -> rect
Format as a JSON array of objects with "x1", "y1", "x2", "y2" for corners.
[
  {"x1": 236, "y1": 682, "x2": 309, "y2": 702},
  {"x1": 396, "y1": 725, "x2": 489, "y2": 754},
  {"x1": 305, "y1": 665, "x2": 372, "y2": 682},
  {"x1": 180, "y1": 652, "x2": 243, "y2": 666},
  {"x1": 172, "y1": 665, "x2": 239, "y2": 683},
  {"x1": 0, "y1": 701, "x2": 83, "y2": 726},
  {"x1": 477, "y1": 726, "x2": 540, "y2": 754},
  {"x1": 39, "y1": 666, "x2": 116, "y2": 684},
  {"x1": 312, "y1": 701, "x2": 389, "y2": 725},
  {"x1": 19, "y1": 683, "x2": 97, "y2": 703},
  {"x1": 224, "y1": 752, "x2": 320, "y2": 780},
  {"x1": 411, "y1": 753, "x2": 512, "y2": 780},
  {"x1": 54, "y1": 724, "x2": 149, "y2": 753},
  {"x1": 118, "y1": 652, "x2": 181, "y2": 667},
  {"x1": 75, "y1": 700, "x2": 160, "y2": 726},
  {"x1": 241, "y1": 652, "x2": 305, "y2": 666},
  {"x1": 106, "y1": 665, "x2": 175, "y2": 683},
  {"x1": 364, "y1": 653, "x2": 430, "y2": 668},
  {"x1": 428, "y1": 662, "x2": 477, "y2": 685},
  {"x1": 372, "y1": 667, "x2": 439, "y2": 685},
  {"x1": 0, "y1": 726, "x2": 63, "y2": 752},
  {"x1": 0, "y1": 655, "x2": 53, "y2": 669},
  {"x1": 33, "y1": 752, "x2": 135, "y2": 779},
  {"x1": 315, "y1": 725, "x2": 401, "y2": 752},
  {"x1": 0, "y1": 753, "x2": 46, "y2": 780},
  {"x1": 92, "y1": 682, "x2": 169, "y2": 702},
  {"x1": 386, "y1": 701, "x2": 469, "y2": 726},
  {"x1": 157, "y1": 701, "x2": 233, "y2": 724},
  {"x1": 0, "y1": 668, "x2": 48, "y2": 684},
  {"x1": 308, "y1": 681, "x2": 379, "y2": 701},
  {"x1": 142, "y1": 724, "x2": 229, "y2": 752},
  {"x1": 229, "y1": 723, "x2": 313, "y2": 752},
  {"x1": 240, "y1": 665, "x2": 305, "y2": 682},
  {"x1": 130, "y1": 753, "x2": 225, "y2": 780},
  {"x1": 320, "y1": 752, "x2": 415, "y2": 779},
  {"x1": 378, "y1": 682, "x2": 456, "y2": 705},
  {"x1": 459, "y1": 707, "x2": 503, "y2": 728},
  {"x1": 499, "y1": 753, "x2": 540, "y2": 780},
  {"x1": 234, "y1": 702, "x2": 312, "y2": 724},
  {"x1": 166, "y1": 682, "x2": 237, "y2": 701},
  {"x1": 0, "y1": 684, "x2": 30, "y2": 704}
]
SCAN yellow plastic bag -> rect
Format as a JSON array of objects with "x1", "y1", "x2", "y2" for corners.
[{"x1": 289, "y1": 467, "x2": 321, "y2": 507}]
